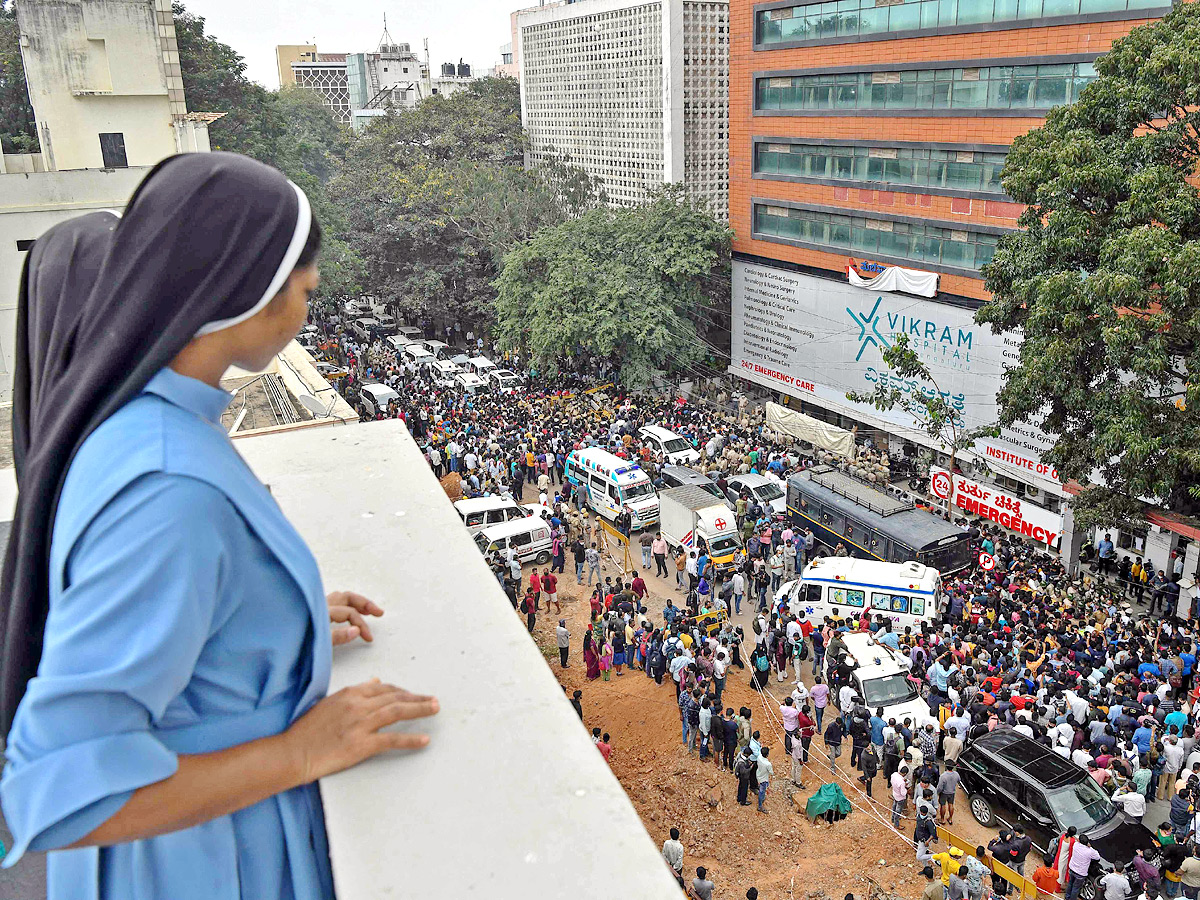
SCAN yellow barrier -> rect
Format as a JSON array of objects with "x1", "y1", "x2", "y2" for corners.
[{"x1": 934, "y1": 825, "x2": 1061, "y2": 900}]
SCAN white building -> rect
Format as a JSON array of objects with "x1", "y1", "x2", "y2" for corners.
[
  {"x1": 292, "y1": 54, "x2": 352, "y2": 125},
  {"x1": 0, "y1": 0, "x2": 213, "y2": 399},
  {"x1": 517, "y1": 0, "x2": 728, "y2": 214}
]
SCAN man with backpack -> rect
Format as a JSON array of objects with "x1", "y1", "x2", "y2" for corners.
[{"x1": 735, "y1": 747, "x2": 757, "y2": 806}]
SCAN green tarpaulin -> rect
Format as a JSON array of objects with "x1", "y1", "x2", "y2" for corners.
[{"x1": 804, "y1": 783, "x2": 851, "y2": 822}]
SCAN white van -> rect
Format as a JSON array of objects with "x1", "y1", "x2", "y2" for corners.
[
  {"x1": 401, "y1": 343, "x2": 434, "y2": 365},
  {"x1": 360, "y1": 383, "x2": 399, "y2": 416},
  {"x1": 422, "y1": 339, "x2": 451, "y2": 360},
  {"x1": 467, "y1": 357, "x2": 497, "y2": 378},
  {"x1": 489, "y1": 369, "x2": 522, "y2": 393},
  {"x1": 396, "y1": 326, "x2": 423, "y2": 342},
  {"x1": 454, "y1": 372, "x2": 486, "y2": 394},
  {"x1": 430, "y1": 359, "x2": 463, "y2": 386},
  {"x1": 726, "y1": 473, "x2": 787, "y2": 517},
  {"x1": 822, "y1": 632, "x2": 936, "y2": 729},
  {"x1": 454, "y1": 496, "x2": 529, "y2": 534},
  {"x1": 564, "y1": 447, "x2": 659, "y2": 529},
  {"x1": 773, "y1": 557, "x2": 941, "y2": 632},
  {"x1": 474, "y1": 517, "x2": 553, "y2": 565},
  {"x1": 638, "y1": 425, "x2": 700, "y2": 465}
]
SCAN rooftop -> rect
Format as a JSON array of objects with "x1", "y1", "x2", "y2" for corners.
[{"x1": 235, "y1": 419, "x2": 682, "y2": 898}]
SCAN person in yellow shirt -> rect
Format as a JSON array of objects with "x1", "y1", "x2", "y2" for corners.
[{"x1": 931, "y1": 846, "x2": 966, "y2": 888}]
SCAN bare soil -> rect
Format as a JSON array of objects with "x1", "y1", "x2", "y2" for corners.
[{"x1": 523, "y1": 556, "x2": 941, "y2": 900}]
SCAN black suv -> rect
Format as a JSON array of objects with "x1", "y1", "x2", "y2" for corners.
[{"x1": 958, "y1": 730, "x2": 1157, "y2": 894}]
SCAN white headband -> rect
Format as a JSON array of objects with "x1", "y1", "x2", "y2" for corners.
[{"x1": 195, "y1": 181, "x2": 311, "y2": 337}]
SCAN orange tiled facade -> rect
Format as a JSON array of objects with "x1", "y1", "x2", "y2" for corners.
[{"x1": 729, "y1": 0, "x2": 1167, "y2": 300}]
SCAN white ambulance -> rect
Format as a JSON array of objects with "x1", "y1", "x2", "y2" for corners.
[
  {"x1": 773, "y1": 557, "x2": 941, "y2": 631},
  {"x1": 564, "y1": 447, "x2": 659, "y2": 529}
]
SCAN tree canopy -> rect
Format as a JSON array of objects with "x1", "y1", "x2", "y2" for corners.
[
  {"x1": 329, "y1": 78, "x2": 598, "y2": 323},
  {"x1": 0, "y1": 1, "x2": 37, "y2": 152},
  {"x1": 979, "y1": 1, "x2": 1200, "y2": 529},
  {"x1": 493, "y1": 186, "x2": 731, "y2": 387}
]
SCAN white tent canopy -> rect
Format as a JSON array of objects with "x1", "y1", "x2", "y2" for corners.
[{"x1": 765, "y1": 402, "x2": 855, "y2": 457}]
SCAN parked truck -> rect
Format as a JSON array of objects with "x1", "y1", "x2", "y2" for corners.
[{"x1": 658, "y1": 485, "x2": 742, "y2": 575}]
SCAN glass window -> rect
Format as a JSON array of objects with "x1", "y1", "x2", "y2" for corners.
[
  {"x1": 910, "y1": 596, "x2": 926, "y2": 616},
  {"x1": 755, "y1": 62, "x2": 1095, "y2": 112},
  {"x1": 753, "y1": 203, "x2": 1007, "y2": 272},
  {"x1": 757, "y1": 0, "x2": 1134, "y2": 46}
]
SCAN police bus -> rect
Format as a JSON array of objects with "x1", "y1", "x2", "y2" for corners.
[{"x1": 787, "y1": 466, "x2": 971, "y2": 575}]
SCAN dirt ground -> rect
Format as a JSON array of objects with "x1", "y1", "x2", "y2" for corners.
[{"x1": 520, "y1": 549, "x2": 947, "y2": 900}]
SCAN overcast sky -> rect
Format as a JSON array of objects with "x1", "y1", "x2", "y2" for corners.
[{"x1": 187, "y1": 0, "x2": 514, "y2": 89}]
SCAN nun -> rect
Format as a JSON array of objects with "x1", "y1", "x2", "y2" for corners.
[{"x1": 0, "y1": 152, "x2": 439, "y2": 899}]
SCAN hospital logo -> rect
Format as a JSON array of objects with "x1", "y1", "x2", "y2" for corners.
[{"x1": 847, "y1": 296, "x2": 890, "y2": 362}]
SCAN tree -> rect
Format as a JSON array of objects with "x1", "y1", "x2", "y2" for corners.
[
  {"x1": 0, "y1": 1, "x2": 37, "y2": 152},
  {"x1": 978, "y1": 1, "x2": 1200, "y2": 530},
  {"x1": 493, "y1": 186, "x2": 731, "y2": 387},
  {"x1": 329, "y1": 78, "x2": 564, "y2": 323},
  {"x1": 173, "y1": 2, "x2": 287, "y2": 166},
  {"x1": 847, "y1": 333, "x2": 995, "y2": 517}
]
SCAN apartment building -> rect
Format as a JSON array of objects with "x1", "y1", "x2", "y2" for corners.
[{"x1": 517, "y1": 0, "x2": 729, "y2": 213}]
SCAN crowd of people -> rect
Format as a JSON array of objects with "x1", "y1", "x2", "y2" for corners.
[{"x1": 309, "y1": 310, "x2": 1200, "y2": 900}]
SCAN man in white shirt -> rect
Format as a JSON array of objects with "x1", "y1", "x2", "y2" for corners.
[
  {"x1": 756, "y1": 747, "x2": 774, "y2": 812},
  {"x1": 661, "y1": 828, "x2": 684, "y2": 885},
  {"x1": 731, "y1": 572, "x2": 745, "y2": 616},
  {"x1": 1111, "y1": 788, "x2": 1146, "y2": 822}
]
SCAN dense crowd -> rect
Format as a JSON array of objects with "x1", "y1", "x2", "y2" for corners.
[{"x1": 310, "y1": 311, "x2": 1200, "y2": 900}]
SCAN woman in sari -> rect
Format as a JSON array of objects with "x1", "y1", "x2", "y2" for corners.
[
  {"x1": 600, "y1": 640, "x2": 614, "y2": 681},
  {"x1": 584, "y1": 630, "x2": 601, "y2": 681}
]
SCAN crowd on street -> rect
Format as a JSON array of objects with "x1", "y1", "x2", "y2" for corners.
[{"x1": 309, "y1": 310, "x2": 1200, "y2": 900}]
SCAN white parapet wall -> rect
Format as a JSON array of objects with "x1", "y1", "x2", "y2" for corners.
[{"x1": 235, "y1": 419, "x2": 682, "y2": 899}]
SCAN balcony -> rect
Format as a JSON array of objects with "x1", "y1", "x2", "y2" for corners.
[
  {"x1": 0, "y1": 415, "x2": 680, "y2": 897},
  {"x1": 233, "y1": 419, "x2": 682, "y2": 898}
]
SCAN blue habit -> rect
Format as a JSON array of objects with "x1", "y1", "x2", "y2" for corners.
[{"x1": 1, "y1": 368, "x2": 335, "y2": 899}]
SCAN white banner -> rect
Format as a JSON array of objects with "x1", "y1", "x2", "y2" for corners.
[
  {"x1": 764, "y1": 402, "x2": 855, "y2": 456},
  {"x1": 729, "y1": 260, "x2": 1060, "y2": 489},
  {"x1": 930, "y1": 466, "x2": 1062, "y2": 549},
  {"x1": 847, "y1": 261, "x2": 939, "y2": 299}
]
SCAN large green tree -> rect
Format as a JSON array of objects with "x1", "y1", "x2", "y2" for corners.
[
  {"x1": 493, "y1": 186, "x2": 731, "y2": 387},
  {"x1": 979, "y1": 1, "x2": 1200, "y2": 530},
  {"x1": 0, "y1": 1, "x2": 36, "y2": 152},
  {"x1": 329, "y1": 78, "x2": 594, "y2": 323}
]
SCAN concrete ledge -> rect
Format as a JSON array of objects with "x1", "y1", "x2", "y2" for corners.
[{"x1": 235, "y1": 420, "x2": 681, "y2": 899}]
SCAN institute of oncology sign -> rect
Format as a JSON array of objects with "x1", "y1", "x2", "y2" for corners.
[{"x1": 729, "y1": 260, "x2": 1057, "y2": 486}]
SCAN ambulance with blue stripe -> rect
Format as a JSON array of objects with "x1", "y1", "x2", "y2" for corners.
[{"x1": 564, "y1": 448, "x2": 659, "y2": 529}]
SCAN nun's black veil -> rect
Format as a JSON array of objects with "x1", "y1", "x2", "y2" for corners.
[{"x1": 0, "y1": 152, "x2": 310, "y2": 732}]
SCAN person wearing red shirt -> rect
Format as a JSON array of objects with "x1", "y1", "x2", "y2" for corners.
[
  {"x1": 631, "y1": 574, "x2": 647, "y2": 601},
  {"x1": 543, "y1": 570, "x2": 560, "y2": 614},
  {"x1": 529, "y1": 568, "x2": 543, "y2": 611},
  {"x1": 597, "y1": 734, "x2": 613, "y2": 762}
]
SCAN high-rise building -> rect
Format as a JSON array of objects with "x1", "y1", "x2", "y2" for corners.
[
  {"x1": 276, "y1": 44, "x2": 318, "y2": 88},
  {"x1": 726, "y1": 0, "x2": 1169, "y2": 546},
  {"x1": 517, "y1": 0, "x2": 729, "y2": 214}
]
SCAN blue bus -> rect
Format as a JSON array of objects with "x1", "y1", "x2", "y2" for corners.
[{"x1": 787, "y1": 466, "x2": 972, "y2": 575}]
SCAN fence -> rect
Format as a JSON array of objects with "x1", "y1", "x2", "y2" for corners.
[{"x1": 934, "y1": 824, "x2": 1061, "y2": 900}]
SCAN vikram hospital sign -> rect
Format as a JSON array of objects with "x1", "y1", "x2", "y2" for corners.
[{"x1": 729, "y1": 260, "x2": 1058, "y2": 489}]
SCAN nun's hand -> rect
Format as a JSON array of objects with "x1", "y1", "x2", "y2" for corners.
[
  {"x1": 327, "y1": 590, "x2": 384, "y2": 646},
  {"x1": 283, "y1": 679, "x2": 439, "y2": 783}
]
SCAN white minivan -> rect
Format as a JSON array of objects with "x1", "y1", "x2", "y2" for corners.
[
  {"x1": 638, "y1": 425, "x2": 700, "y2": 465},
  {"x1": 401, "y1": 343, "x2": 434, "y2": 365},
  {"x1": 474, "y1": 518, "x2": 553, "y2": 565},
  {"x1": 822, "y1": 632, "x2": 937, "y2": 730},
  {"x1": 430, "y1": 359, "x2": 463, "y2": 386},
  {"x1": 454, "y1": 496, "x2": 529, "y2": 534},
  {"x1": 467, "y1": 356, "x2": 498, "y2": 378},
  {"x1": 360, "y1": 383, "x2": 400, "y2": 416},
  {"x1": 454, "y1": 372, "x2": 486, "y2": 394},
  {"x1": 422, "y1": 339, "x2": 451, "y2": 360}
]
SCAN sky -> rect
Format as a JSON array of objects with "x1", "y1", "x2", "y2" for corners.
[{"x1": 186, "y1": 0, "x2": 515, "y2": 89}]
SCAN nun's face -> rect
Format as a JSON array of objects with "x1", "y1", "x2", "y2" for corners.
[{"x1": 236, "y1": 263, "x2": 318, "y2": 370}]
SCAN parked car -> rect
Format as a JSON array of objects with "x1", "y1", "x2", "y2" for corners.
[
  {"x1": 421, "y1": 339, "x2": 452, "y2": 360},
  {"x1": 359, "y1": 383, "x2": 400, "y2": 417},
  {"x1": 724, "y1": 473, "x2": 787, "y2": 517},
  {"x1": 659, "y1": 465, "x2": 734, "y2": 510},
  {"x1": 489, "y1": 368, "x2": 522, "y2": 393},
  {"x1": 395, "y1": 325, "x2": 423, "y2": 343},
  {"x1": 638, "y1": 424, "x2": 700, "y2": 465},
  {"x1": 374, "y1": 313, "x2": 398, "y2": 334},
  {"x1": 958, "y1": 730, "x2": 1157, "y2": 897}
]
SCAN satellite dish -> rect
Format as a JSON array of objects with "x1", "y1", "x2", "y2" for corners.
[{"x1": 299, "y1": 393, "x2": 334, "y2": 418}]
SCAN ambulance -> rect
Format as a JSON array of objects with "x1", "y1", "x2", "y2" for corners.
[
  {"x1": 772, "y1": 557, "x2": 941, "y2": 632},
  {"x1": 564, "y1": 447, "x2": 659, "y2": 529}
]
